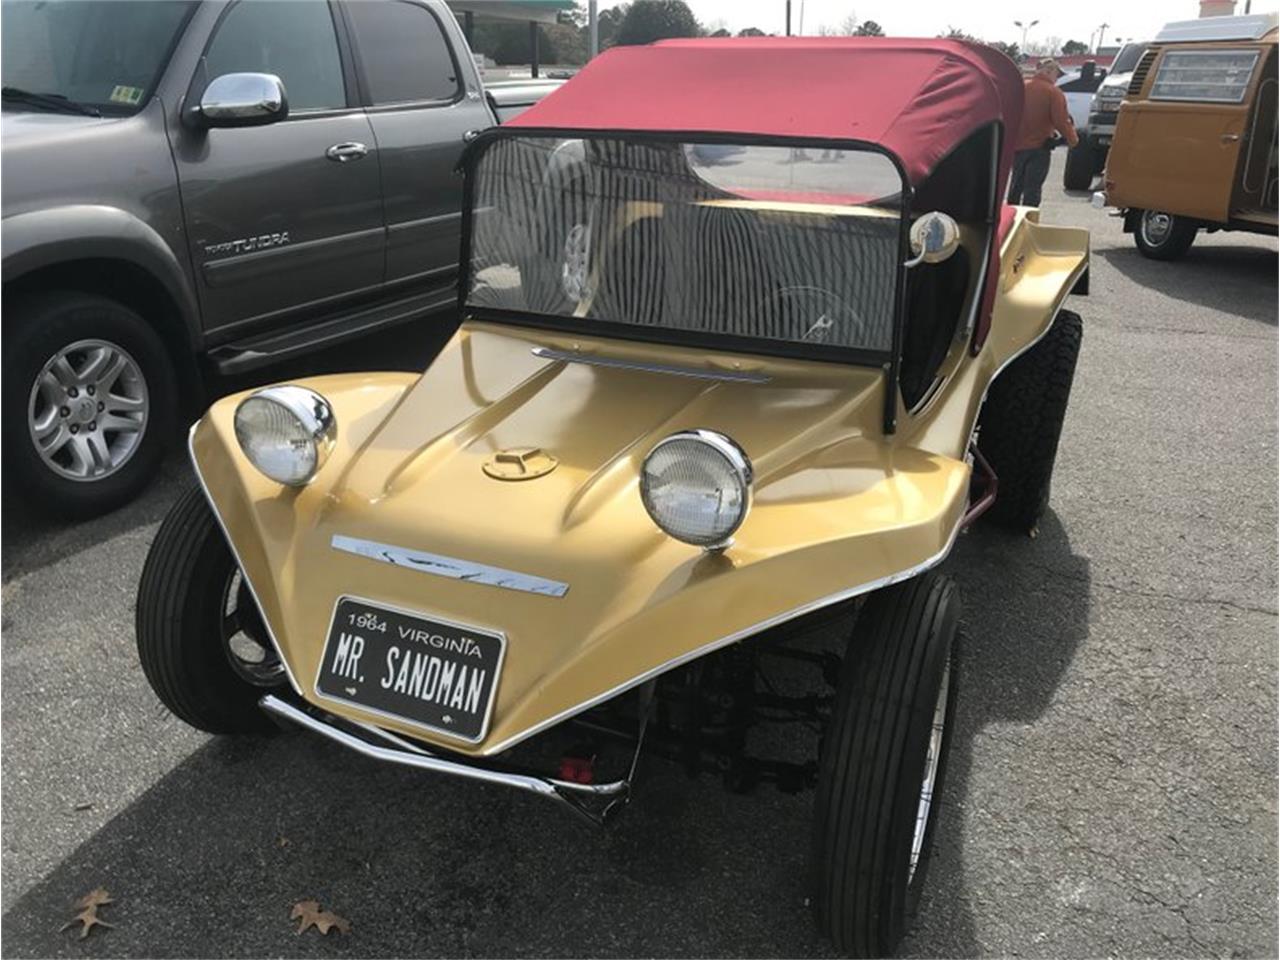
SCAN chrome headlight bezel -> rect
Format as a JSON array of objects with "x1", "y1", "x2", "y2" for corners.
[
  {"x1": 640, "y1": 429, "x2": 753, "y2": 550},
  {"x1": 233, "y1": 385, "x2": 337, "y2": 487}
]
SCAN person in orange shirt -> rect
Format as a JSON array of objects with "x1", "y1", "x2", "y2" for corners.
[{"x1": 1007, "y1": 58, "x2": 1080, "y2": 206}]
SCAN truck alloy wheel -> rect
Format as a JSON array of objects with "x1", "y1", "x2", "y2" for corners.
[
  {"x1": 4, "y1": 292, "x2": 175, "y2": 518},
  {"x1": 1135, "y1": 209, "x2": 1198, "y2": 260}
]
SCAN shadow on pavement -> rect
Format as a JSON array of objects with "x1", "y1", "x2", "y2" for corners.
[
  {"x1": 1, "y1": 512, "x2": 1090, "y2": 959},
  {"x1": 901, "y1": 510, "x2": 1091, "y2": 957},
  {"x1": 1095, "y1": 243, "x2": 1278, "y2": 325}
]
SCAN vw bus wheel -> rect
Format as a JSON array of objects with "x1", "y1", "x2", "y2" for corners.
[
  {"x1": 136, "y1": 485, "x2": 283, "y2": 734},
  {"x1": 4, "y1": 292, "x2": 175, "y2": 518},
  {"x1": 978, "y1": 310, "x2": 1083, "y2": 535},
  {"x1": 812, "y1": 571, "x2": 959, "y2": 958},
  {"x1": 1134, "y1": 210, "x2": 1197, "y2": 260}
]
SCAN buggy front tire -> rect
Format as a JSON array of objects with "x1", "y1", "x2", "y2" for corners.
[
  {"x1": 978, "y1": 309, "x2": 1083, "y2": 534},
  {"x1": 812, "y1": 571, "x2": 959, "y2": 958},
  {"x1": 136, "y1": 485, "x2": 284, "y2": 734}
]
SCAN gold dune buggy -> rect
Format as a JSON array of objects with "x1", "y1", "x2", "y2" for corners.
[{"x1": 137, "y1": 37, "x2": 1087, "y2": 957}]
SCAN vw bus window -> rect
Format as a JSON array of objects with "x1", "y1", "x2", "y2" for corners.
[
  {"x1": 1150, "y1": 49, "x2": 1261, "y2": 103},
  {"x1": 466, "y1": 136, "x2": 904, "y2": 356}
]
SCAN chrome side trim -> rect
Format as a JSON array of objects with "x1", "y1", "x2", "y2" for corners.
[
  {"x1": 482, "y1": 509, "x2": 965, "y2": 756},
  {"x1": 331, "y1": 534, "x2": 569, "y2": 598},
  {"x1": 187, "y1": 422, "x2": 304, "y2": 697},
  {"x1": 531, "y1": 346, "x2": 771, "y2": 383},
  {"x1": 261, "y1": 694, "x2": 629, "y2": 826}
]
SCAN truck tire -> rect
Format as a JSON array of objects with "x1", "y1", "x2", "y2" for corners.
[
  {"x1": 978, "y1": 309, "x2": 1083, "y2": 534},
  {"x1": 4, "y1": 291, "x2": 175, "y2": 518},
  {"x1": 1062, "y1": 140, "x2": 1095, "y2": 191},
  {"x1": 136, "y1": 485, "x2": 284, "y2": 734},
  {"x1": 812, "y1": 571, "x2": 959, "y2": 958},
  {"x1": 1134, "y1": 210, "x2": 1198, "y2": 260}
]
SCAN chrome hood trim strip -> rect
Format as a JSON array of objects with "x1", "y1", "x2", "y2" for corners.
[{"x1": 331, "y1": 535, "x2": 569, "y2": 598}]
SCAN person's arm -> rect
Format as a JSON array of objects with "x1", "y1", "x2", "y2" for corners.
[{"x1": 1051, "y1": 88, "x2": 1079, "y2": 147}]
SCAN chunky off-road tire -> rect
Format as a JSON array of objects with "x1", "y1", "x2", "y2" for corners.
[
  {"x1": 3, "y1": 291, "x2": 175, "y2": 519},
  {"x1": 812, "y1": 572, "x2": 960, "y2": 958},
  {"x1": 136, "y1": 485, "x2": 281, "y2": 734},
  {"x1": 1133, "y1": 210, "x2": 1198, "y2": 261},
  {"x1": 978, "y1": 309, "x2": 1083, "y2": 534},
  {"x1": 1062, "y1": 140, "x2": 1095, "y2": 191}
]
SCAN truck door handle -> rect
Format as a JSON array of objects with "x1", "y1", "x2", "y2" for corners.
[
  {"x1": 463, "y1": 129, "x2": 481, "y2": 143},
  {"x1": 326, "y1": 141, "x2": 368, "y2": 162}
]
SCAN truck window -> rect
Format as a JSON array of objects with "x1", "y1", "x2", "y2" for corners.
[
  {"x1": 344, "y1": 0, "x2": 460, "y2": 105},
  {"x1": 205, "y1": 0, "x2": 347, "y2": 112},
  {"x1": 1150, "y1": 49, "x2": 1261, "y2": 103}
]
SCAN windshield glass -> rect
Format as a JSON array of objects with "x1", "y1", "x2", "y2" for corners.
[
  {"x1": 466, "y1": 136, "x2": 905, "y2": 357},
  {"x1": 2, "y1": 0, "x2": 196, "y2": 114},
  {"x1": 1111, "y1": 43, "x2": 1148, "y2": 74}
]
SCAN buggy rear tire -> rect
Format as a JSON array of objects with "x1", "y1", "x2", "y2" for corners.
[
  {"x1": 136, "y1": 485, "x2": 284, "y2": 734},
  {"x1": 978, "y1": 309, "x2": 1083, "y2": 535},
  {"x1": 1062, "y1": 140, "x2": 1095, "y2": 191},
  {"x1": 811, "y1": 571, "x2": 959, "y2": 958},
  {"x1": 1134, "y1": 210, "x2": 1197, "y2": 260}
]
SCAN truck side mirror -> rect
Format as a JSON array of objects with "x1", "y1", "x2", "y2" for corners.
[{"x1": 196, "y1": 73, "x2": 288, "y2": 128}]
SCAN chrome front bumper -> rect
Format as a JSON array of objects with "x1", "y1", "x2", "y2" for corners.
[{"x1": 260, "y1": 694, "x2": 638, "y2": 826}]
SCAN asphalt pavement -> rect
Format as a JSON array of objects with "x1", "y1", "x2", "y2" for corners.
[{"x1": 2, "y1": 151, "x2": 1277, "y2": 957}]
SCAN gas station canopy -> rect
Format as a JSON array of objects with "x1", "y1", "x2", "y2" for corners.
[{"x1": 447, "y1": 1, "x2": 578, "y2": 26}]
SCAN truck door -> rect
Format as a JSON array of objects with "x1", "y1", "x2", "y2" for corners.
[
  {"x1": 170, "y1": 0, "x2": 384, "y2": 335},
  {"x1": 1114, "y1": 45, "x2": 1264, "y2": 222},
  {"x1": 340, "y1": 0, "x2": 493, "y2": 290}
]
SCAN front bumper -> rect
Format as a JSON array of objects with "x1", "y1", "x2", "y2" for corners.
[{"x1": 261, "y1": 694, "x2": 638, "y2": 826}]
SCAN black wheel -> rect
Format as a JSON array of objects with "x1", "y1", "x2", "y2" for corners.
[
  {"x1": 1062, "y1": 140, "x2": 1095, "y2": 191},
  {"x1": 812, "y1": 572, "x2": 959, "y2": 958},
  {"x1": 978, "y1": 309, "x2": 1083, "y2": 534},
  {"x1": 1133, "y1": 209, "x2": 1197, "y2": 260},
  {"x1": 3, "y1": 291, "x2": 176, "y2": 518},
  {"x1": 136, "y1": 485, "x2": 285, "y2": 734}
]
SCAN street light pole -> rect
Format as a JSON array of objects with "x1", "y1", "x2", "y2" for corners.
[
  {"x1": 1094, "y1": 22, "x2": 1109, "y2": 54},
  {"x1": 786, "y1": 0, "x2": 792, "y2": 36},
  {"x1": 588, "y1": 0, "x2": 598, "y2": 58},
  {"x1": 1013, "y1": 18, "x2": 1040, "y2": 53}
]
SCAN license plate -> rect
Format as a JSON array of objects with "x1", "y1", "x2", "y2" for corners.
[{"x1": 315, "y1": 597, "x2": 505, "y2": 743}]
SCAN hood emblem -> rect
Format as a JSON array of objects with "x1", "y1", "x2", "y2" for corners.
[{"x1": 483, "y1": 447, "x2": 558, "y2": 481}]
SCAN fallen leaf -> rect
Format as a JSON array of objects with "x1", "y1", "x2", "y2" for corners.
[
  {"x1": 74, "y1": 888, "x2": 113, "y2": 910},
  {"x1": 61, "y1": 889, "x2": 114, "y2": 940},
  {"x1": 290, "y1": 899, "x2": 350, "y2": 936},
  {"x1": 277, "y1": 836, "x2": 290, "y2": 848}
]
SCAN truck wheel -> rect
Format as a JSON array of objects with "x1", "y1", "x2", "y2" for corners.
[
  {"x1": 3, "y1": 292, "x2": 175, "y2": 518},
  {"x1": 1062, "y1": 140, "x2": 1095, "y2": 191},
  {"x1": 811, "y1": 571, "x2": 959, "y2": 958},
  {"x1": 978, "y1": 310, "x2": 1083, "y2": 534},
  {"x1": 1134, "y1": 210, "x2": 1197, "y2": 260},
  {"x1": 136, "y1": 485, "x2": 284, "y2": 734}
]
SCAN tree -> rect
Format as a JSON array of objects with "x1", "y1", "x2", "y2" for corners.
[
  {"x1": 1061, "y1": 39, "x2": 1089, "y2": 55},
  {"x1": 855, "y1": 20, "x2": 884, "y2": 36},
  {"x1": 597, "y1": 3, "x2": 629, "y2": 48},
  {"x1": 838, "y1": 13, "x2": 860, "y2": 35},
  {"x1": 988, "y1": 40, "x2": 1020, "y2": 62},
  {"x1": 709, "y1": 27, "x2": 731, "y2": 37},
  {"x1": 941, "y1": 26, "x2": 977, "y2": 41},
  {"x1": 615, "y1": 0, "x2": 700, "y2": 46},
  {"x1": 738, "y1": 26, "x2": 766, "y2": 36}
]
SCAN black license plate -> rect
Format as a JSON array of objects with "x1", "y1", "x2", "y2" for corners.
[{"x1": 315, "y1": 597, "x2": 505, "y2": 743}]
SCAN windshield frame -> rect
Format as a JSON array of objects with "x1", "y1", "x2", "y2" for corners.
[
  {"x1": 458, "y1": 127, "x2": 913, "y2": 386},
  {"x1": 0, "y1": 0, "x2": 199, "y2": 117}
]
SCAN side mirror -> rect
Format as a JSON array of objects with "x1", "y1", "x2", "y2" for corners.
[
  {"x1": 906, "y1": 211, "x2": 961, "y2": 267},
  {"x1": 196, "y1": 72, "x2": 288, "y2": 128}
]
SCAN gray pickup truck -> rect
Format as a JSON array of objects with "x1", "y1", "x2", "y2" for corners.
[{"x1": 1, "y1": 0, "x2": 557, "y2": 517}]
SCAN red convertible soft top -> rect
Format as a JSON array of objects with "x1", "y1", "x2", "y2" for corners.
[{"x1": 509, "y1": 37, "x2": 1025, "y2": 187}]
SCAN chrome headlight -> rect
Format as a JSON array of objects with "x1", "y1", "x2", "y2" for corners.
[
  {"x1": 640, "y1": 430, "x2": 752, "y2": 549},
  {"x1": 233, "y1": 385, "x2": 336, "y2": 486}
]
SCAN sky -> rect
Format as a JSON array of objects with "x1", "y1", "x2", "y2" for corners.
[{"x1": 628, "y1": 0, "x2": 1280, "y2": 50}]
